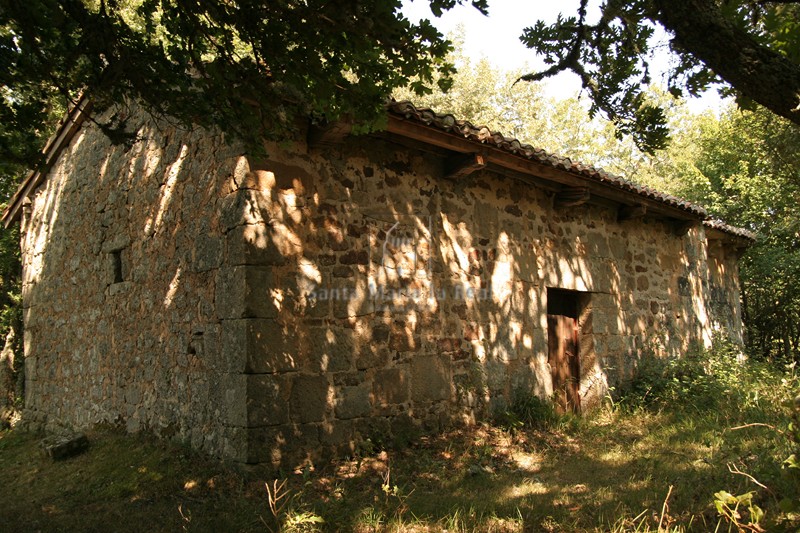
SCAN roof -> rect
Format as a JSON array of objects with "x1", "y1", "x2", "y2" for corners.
[
  {"x1": 387, "y1": 101, "x2": 706, "y2": 216},
  {"x1": 385, "y1": 101, "x2": 754, "y2": 242},
  {"x1": 703, "y1": 219, "x2": 757, "y2": 241},
  {"x1": 1, "y1": 96, "x2": 755, "y2": 243}
]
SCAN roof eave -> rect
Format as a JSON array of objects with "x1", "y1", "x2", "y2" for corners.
[
  {"x1": 385, "y1": 114, "x2": 704, "y2": 222},
  {"x1": 2, "y1": 95, "x2": 93, "y2": 228}
]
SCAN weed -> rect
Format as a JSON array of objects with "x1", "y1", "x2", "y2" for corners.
[
  {"x1": 615, "y1": 337, "x2": 775, "y2": 417},
  {"x1": 262, "y1": 478, "x2": 324, "y2": 533},
  {"x1": 495, "y1": 390, "x2": 565, "y2": 431},
  {"x1": 2, "y1": 350, "x2": 800, "y2": 532},
  {"x1": 380, "y1": 467, "x2": 414, "y2": 519},
  {"x1": 713, "y1": 490, "x2": 765, "y2": 532}
]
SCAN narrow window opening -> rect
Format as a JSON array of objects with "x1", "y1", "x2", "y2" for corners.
[{"x1": 110, "y1": 249, "x2": 126, "y2": 284}]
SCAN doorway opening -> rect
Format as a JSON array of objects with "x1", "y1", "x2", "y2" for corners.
[{"x1": 547, "y1": 288, "x2": 591, "y2": 413}]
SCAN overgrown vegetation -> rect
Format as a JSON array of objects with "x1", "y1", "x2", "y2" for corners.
[
  {"x1": 0, "y1": 155, "x2": 26, "y2": 425},
  {"x1": 1, "y1": 343, "x2": 798, "y2": 532}
]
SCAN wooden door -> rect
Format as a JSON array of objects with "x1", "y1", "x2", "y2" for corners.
[{"x1": 547, "y1": 313, "x2": 581, "y2": 414}]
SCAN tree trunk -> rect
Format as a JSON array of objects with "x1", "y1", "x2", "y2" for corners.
[
  {"x1": 653, "y1": 0, "x2": 800, "y2": 127},
  {"x1": 0, "y1": 327, "x2": 20, "y2": 427}
]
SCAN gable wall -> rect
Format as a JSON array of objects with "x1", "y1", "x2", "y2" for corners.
[
  {"x1": 20, "y1": 106, "x2": 744, "y2": 465},
  {"x1": 20, "y1": 105, "x2": 243, "y2": 456}
]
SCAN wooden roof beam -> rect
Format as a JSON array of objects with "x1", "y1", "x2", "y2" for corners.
[
  {"x1": 554, "y1": 187, "x2": 590, "y2": 208},
  {"x1": 444, "y1": 151, "x2": 486, "y2": 180},
  {"x1": 307, "y1": 119, "x2": 352, "y2": 149},
  {"x1": 618, "y1": 204, "x2": 647, "y2": 222},
  {"x1": 384, "y1": 116, "x2": 701, "y2": 222}
]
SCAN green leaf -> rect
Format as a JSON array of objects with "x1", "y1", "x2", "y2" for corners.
[{"x1": 714, "y1": 490, "x2": 738, "y2": 505}]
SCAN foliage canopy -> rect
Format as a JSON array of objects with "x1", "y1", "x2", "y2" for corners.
[
  {"x1": 520, "y1": 0, "x2": 800, "y2": 152},
  {"x1": 0, "y1": 0, "x2": 486, "y2": 169}
]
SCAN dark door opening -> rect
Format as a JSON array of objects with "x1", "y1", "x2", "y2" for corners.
[{"x1": 547, "y1": 288, "x2": 584, "y2": 413}]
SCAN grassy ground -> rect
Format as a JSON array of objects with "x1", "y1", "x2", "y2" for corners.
[{"x1": 1, "y1": 355, "x2": 798, "y2": 532}]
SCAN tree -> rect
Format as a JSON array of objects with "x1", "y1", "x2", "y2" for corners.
[
  {"x1": 0, "y1": 0, "x2": 487, "y2": 169},
  {"x1": 393, "y1": 36, "x2": 699, "y2": 182},
  {"x1": 520, "y1": 0, "x2": 800, "y2": 152},
  {"x1": 671, "y1": 106, "x2": 800, "y2": 361}
]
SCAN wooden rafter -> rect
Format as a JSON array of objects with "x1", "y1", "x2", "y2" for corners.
[
  {"x1": 554, "y1": 187, "x2": 590, "y2": 208},
  {"x1": 307, "y1": 119, "x2": 352, "y2": 149},
  {"x1": 444, "y1": 152, "x2": 486, "y2": 180},
  {"x1": 618, "y1": 204, "x2": 647, "y2": 222}
]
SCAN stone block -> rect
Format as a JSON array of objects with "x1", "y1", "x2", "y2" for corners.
[
  {"x1": 484, "y1": 359, "x2": 507, "y2": 394},
  {"x1": 290, "y1": 375, "x2": 330, "y2": 423},
  {"x1": 216, "y1": 266, "x2": 277, "y2": 319},
  {"x1": 192, "y1": 234, "x2": 223, "y2": 272},
  {"x1": 411, "y1": 355, "x2": 451, "y2": 402},
  {"x1": 246, "y1": 374, "x2": 290, "y2": 427},
  {"x1": 355, "y1": 346, "x2": 389, "y2": 370},
  {"x1": 222, "y1": 373, "x2": 248, "y2": 426},
  {"x1": 335, "y1": 383, "x2": 371, "y2": 419},
  {"x1": 220, "y1": 189, "x2": 272, "y2": 231},
  {"x1": 584, "y1": 232, "x2": 608, "y2": 257},
  {"x1": 306, "y1": 326, "x2": 353, "y2": 373},
  {"x1": 609, "y1": 237, "x2": 627, "y2": 260},
  {"x1": 280, "y1": 423, "x2": 324, "y2": 466},
  {"x1": 41, "y1": 433, "x2": 89, "y2": 460},
  {"x1": 372, "y1": 368, "x2": 409, "y2": 407},
  {"x1": 221, "y1": 318, "x2": 299, "y2": 374},
  {"x1": 319, "y1": 419, "x2": 357, "y2": 457},
  {"x1": 509, "y1": 363, "x2": 538, "y2": 395},
  {"x1": 589, "y1": 261, "x2": 614, "y2": 293},
  {"x1": 592, "y1": 309, "x2": 620, "y2": 335},
  {"x1": 237, "y1": 170, "x2": 275, "y2": 190},
  {"x1": 222, "y1": 425, "x2": 285, "y2": 466},
  {"x1": 100, "y1": 234, "x2": 131, "y2": 254},
  {"x1": 198, "y1": 323, "x2": 221, "y2": 369},
  {"x1": 332, "y1": 285, "x2": 374, "y2": 319},
  {"x1": 339, "y1": 250, "x2": 369, "y2": 265},
  {"x1": 226, "y1": 223, "x2": 287, "y2": 266},
  {"x1": 606, "y1": 335, "x2": 625, "y2": 355},
  {"x1": 390, "y1": 319, "x2": 420, "y2": 350}
]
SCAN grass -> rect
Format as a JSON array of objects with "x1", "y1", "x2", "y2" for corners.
[{"x1": 1, "y1": 353, "x2": 799, "y2": 532}]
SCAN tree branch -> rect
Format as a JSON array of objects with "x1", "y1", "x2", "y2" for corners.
[{"x1": 653, "y1": 0, "x2": 800, "y2": 126}]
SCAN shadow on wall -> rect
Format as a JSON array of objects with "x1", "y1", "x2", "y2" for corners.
[
  {"x1": 22, "y1": 105, "x2": 243, "y2": 452},
  {"x1": 21, "y1": 104, "x2": 733, "y2": 467},
  {"x1": 217, "y1": 132, "x2": 723, "y2": 467}
]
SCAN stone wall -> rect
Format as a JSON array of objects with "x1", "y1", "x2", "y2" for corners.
[
  {"x1": 706, "y1": 242, "x2": 746, "y2": 345},
  {"x1": 21, "y1": 105, "x2": 243, "y2": 455},
  {"x1": 20, "y1": 104, "x2": 746, "y2": 466}
]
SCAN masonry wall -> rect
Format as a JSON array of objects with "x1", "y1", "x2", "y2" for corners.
[
  {"x1": 20, "y1": 105, "x2": 746, "y2": 466},
  {"x1": 21, "y1": 106, "x2": 243, "y2": 456}
]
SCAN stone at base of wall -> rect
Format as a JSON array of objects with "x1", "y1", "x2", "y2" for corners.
[{"x1": 41, "y1": 432, "x2": 90, "y2": 460}]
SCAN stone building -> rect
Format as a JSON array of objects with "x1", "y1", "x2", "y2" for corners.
[{"x1": 2, "y1": 96, "x2": 753, "y2": 466}]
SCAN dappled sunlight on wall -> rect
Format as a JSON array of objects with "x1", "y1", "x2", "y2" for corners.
[
  {"x1": 21, "y1": 103, "x2": 249, "y2": 455},
  {"x1": 216, "y1": 135, "x2": 749, "y2": 465},
  {"x1": 19, "y1": 102, "x2": 748, "y2": 467},
  {"x1": 23, "y1": 132, "x2": 96, "y2": 292},
  {"x1": 146, "y1": 144, "x2": 188, "y2": 236}
]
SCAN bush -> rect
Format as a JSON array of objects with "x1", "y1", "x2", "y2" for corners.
[
  {"x1": 495, "y1": 390, "x2": 565, "y2": 431},
  {"x1": 614, "y1": 337, "x2": 769, "y2": 414}
]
